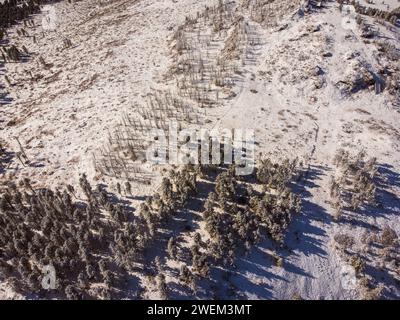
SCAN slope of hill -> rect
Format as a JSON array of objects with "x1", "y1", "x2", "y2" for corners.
[{"x1": 0, "y1": 0, "x2": 399, "y2": 300}]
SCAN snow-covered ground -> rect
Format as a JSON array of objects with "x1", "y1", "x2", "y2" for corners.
[
  {"x1": 0, "y1": 0, "x2": 399, "y2": 300},
  {"x1": 359, "y1": 0, "x2": 399, "y2": 11}
]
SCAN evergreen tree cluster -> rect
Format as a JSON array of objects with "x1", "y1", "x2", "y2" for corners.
[
  {"x1": 331, "y1": 150, "x2": 377, "y2": 214},
  {"x1": 0, "y1": 174, "x2": 149, "y2": 299},
  {"x1": 137, "y1": 164, "x2": 198, "y2": 245},
  {"x1": 203, "y1": 159, "x2": 302, "y2": 265},
  {"x1": 338, "y1": 0, "x2": 400, "y2": 25},
  {"x1": 0, "y1": 0, "x2": 58, "y2": 30}
]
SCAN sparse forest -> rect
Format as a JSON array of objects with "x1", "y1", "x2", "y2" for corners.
[{"x1": 0, "y1": 0, "x2": 399, "y2": 300}]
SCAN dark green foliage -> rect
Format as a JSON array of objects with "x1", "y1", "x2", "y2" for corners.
[
  {"x1": 0, "y1": 1, "x2": 60, "y2": 30},
  {"x1": 0, "y1": 174, "x2": 152, "y2": 299}
]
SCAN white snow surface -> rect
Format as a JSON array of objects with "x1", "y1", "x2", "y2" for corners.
[{"x1": 0, "y1": 0, "x2": 399, "y2": 300}]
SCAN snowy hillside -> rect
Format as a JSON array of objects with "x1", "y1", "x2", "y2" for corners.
[{"x1": 0, "y1": 0, "x2": 399, "y2": 300}]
